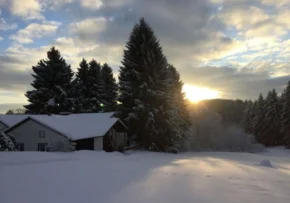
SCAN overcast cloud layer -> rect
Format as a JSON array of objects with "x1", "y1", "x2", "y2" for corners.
[{"x1": 1, "y1": 0, "x2": 290, "y2": 112}]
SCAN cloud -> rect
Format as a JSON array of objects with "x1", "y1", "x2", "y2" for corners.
[
  {"x1": 9, "y1": 0, "x2": 44, "y2": 20},
  {"x1": 40, "y1": 0, "x2": 74, "y2": 10},
  {"x1": 0, "y1": 17, "x2": 17, "y2": 31},
  {"x1": 260, "y1": 0, "x2": 290, "y2": 7},
  {"x1": 69, "y1": 17, "x2": 107, "y2": 43},
  {"x1": 10, "y1": 22, "x2": 60, "y2": 44},
  {"x1": 0, "y1": 64, "x2": 32, "y2": 91},
  {"x1": 0, "y1": 36, "x2": 3, "y2": 41},
  {"x1": 181, "y1": 63, "x2": 290, "y2": 99},
  {"x1": 0, "y1": 104, "x2": 26, "y2": 114},
  {"x1": 80, "y1": 0, "x2": 103, "y2": 10}
]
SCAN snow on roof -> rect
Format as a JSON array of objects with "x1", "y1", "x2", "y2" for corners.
[
  {"x1": 29, "y1": 112, "x2": 119, "y2": 140},
  {"x1": 0, "y1": 115, "x2": 29, "y2": 127}
]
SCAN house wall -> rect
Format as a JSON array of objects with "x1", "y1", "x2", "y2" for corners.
[
  {"x1": 106, "y1": 127, "x2": 127, "y2": 150},
  {"x1": 115, "y1": 132, "x2": 125, "y2": 150},
  {"x1": 93, "y1": 137, "x2": 103, "y2": 150},
  {"x1": 0, "y1": 122, "x2": 8, "y2": 133},
  {"x1": 8, "y1": 119, "x2": 67, "y2": 151}
]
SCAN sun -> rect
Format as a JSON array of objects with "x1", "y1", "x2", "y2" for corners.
[{"x1": 182, "y1": 84, "x2": 220, "y2": 103}]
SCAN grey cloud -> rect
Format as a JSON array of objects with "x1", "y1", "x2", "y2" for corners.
[
  {"x1": 0, "y1": 103, "x2": 25, "y2": 114},
  {"x1": 0, "y1": 56, "x2": 32, "y2": 91},
  {"x1": 0, "y1": 67, "x2": 32, "y2": 91}
]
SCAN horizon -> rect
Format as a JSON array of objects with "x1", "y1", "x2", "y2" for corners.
[{"x1": 1, "y1": 0, "x2": 290, "y2": 113}]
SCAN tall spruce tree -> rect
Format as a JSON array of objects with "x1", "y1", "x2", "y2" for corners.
[
  {"x1": 262, "y1": 89, "x2": 281, "y2": 146},
  {"x1": 280, "y1": 81, "x2": 290, "y2": 147},
  {"x1": 118, "y1": 18, "x2": 180, "y2": 152},
  {"x1": 24, "y1": 47, "x2": 74, "y2": 114},
  {"x1": 71, "y1": 59, "x2": 91, "y2": 113},
  {"x1": 88, "y1": 59, "x2": 103, "y2": 112},
  {"x1": 101, "y1": 63, "x2": 118, "y2": 112}
]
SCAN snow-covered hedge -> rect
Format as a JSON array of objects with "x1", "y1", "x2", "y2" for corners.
[
  {"x1": 0, "y1": 133, "x2": 16, "y2": 151},
  {"x1": 46, "y1": 138, "x2": 75, "y2": 152}
]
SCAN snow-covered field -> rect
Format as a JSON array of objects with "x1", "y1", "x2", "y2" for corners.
[{"x1": 1, "y1": 149, "x2": 289, "y2": 203}]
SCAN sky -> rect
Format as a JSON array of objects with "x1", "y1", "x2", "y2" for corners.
[{"x1": 1, "y1": 0, "x2": 290, "y2": 112}]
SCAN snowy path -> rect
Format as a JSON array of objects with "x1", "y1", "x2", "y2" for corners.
[{"x1": 0, "y1": 149, "x2": 289, "y2": 203}]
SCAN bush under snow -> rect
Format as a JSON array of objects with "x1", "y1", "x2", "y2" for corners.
[
  {"x1": 46, "y1": 138, "x2": 75, "y2": 152},
  {"x1": 0, "y1": 133, "x2": 16, "y2": 151},
  {"x1": 259, "y1": 159, "x2": 273, "y2": 168}
]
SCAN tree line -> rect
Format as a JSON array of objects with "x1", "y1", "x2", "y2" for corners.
[
  {"x1": 24, "y1": 48, "x2": 118, "y2": 114},
  {"x1": 18, "y1": 18, "x2": 189, "y2": 152},
  {"x1": 243, "y1": 84, "x2": 290, "y2": 148}
]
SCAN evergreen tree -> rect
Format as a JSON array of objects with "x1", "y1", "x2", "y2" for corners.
[
  {"x1": 242, "y1": 100, "x2": 254, "y2": 134},
  {"x1": 71, "y1": 59, "x2": 91, "y2": 113},
  {"x1": 280, "y1": 81, "x2": 290, "y2": 147},
  {"x1": 118, "y1": 18, "x2": 180, "y2": 152},
  {"x1": 252, "y1": 94, "x2": 265, "y2": 143},
  {"x1": 101, "y1": 63, "x2": 118, "y2": 112},
  {"x1": 88, "y1": 59, "x2": 103, "y2": 112},
  {"x1": 24, "y1": 47, "x2": 74, "y2": 114},
  {"x1": 261, "y1": 89, "x2": 281, "y2": 146},
  {"x1": 165, "y1": 65, "x2": 190, "y2": 146}
]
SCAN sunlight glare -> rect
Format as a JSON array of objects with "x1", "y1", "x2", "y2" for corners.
[{"x1": 182, "y1": 84, "x2": 220, "y2": 103}]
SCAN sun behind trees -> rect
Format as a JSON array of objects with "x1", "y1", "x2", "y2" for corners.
[{"x1": 118, "y1": 18, "x2": 189, "y2": 152}]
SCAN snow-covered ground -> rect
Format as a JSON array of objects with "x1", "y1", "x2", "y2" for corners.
[{"x1": 0, "y1": 148, "x2": 289, "y2": 203}]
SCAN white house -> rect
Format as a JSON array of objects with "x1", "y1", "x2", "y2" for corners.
[
  {"x1": 0, "y1": 115, "x2": 28, "y2": 132},
  {"x1": 3, "y1": 113, "x2": 129, "y2": 152}
]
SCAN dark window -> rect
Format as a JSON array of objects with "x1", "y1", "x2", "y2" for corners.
[
  {"x1": 39, "y1": 130, "x2": 45, "y2": 138},
  {"x1": 38, "y1": 143, "x2": 47, "y2": 151},
  {"x1": 16, "y1": 143, "x2": 24, "y2": 151}
]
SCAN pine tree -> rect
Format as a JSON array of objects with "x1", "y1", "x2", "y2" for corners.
[
  {"x1": 280, "y1": 81, "x2": 290, "y2": 148},
  {"x1": 101, "y1": 63, "x2": 118, "y2": 112},
  {"x1": 71, "y1": 59, "x2": 91, "y2": 113},
  {"x1": 118, "y1": 18, "x2": 179, "y2": 152},
  {"x1": 261, "y1": 89, "x2": 281, "y2": 146},
  {"x1": 88, "y1": 59, "x2": 103, "y2": 112},
  {"x1": 252, "y1": 94, "x2": 265, "y2": 143},
  {"x1": 165, "y1": 64, "x2": 190, "y2": 147},
  {"x1": 24, "y1": 47, "x2": 74, "y2": 114}
]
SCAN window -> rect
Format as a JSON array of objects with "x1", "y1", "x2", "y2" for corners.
[
  {"x1": 38, "y1": 143, "x2": 47, "y2": 151},
  {"x1": 16, "y1": 143, "x2": 24, "y2": 151},
  {"x1": 39, "y1": 130, "x2": 45, "y2": 138}
]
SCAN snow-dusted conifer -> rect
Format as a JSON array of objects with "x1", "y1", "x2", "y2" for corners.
[
  {"x1": 24, "y1": 47, "x2": 74, "y2": 114},
  {"x1": 118, "y1": 18, "x2": 177, "y2": 152},
  {"x1": 262, "y1": 89, "x2": 281, "y2": 146},
  {"x1": 165, "y1": 64, "x2": 190, "y2": 149},
  {"x1": 101, "y1": 63, "x2": 118, "y2": 112},
  {"x1": 242, "y1": 100, "x2": 254, "y2": 134},
  {"x1": 88, "y1": 59, "x2": 103, "y2": 112},
  {"x1": 280, "y1": 81, "x2": 290, "y2": 147},
  {"x1": 72, "y1": 59, "x2": 91, "y2": 113},
  {"x1": 252, "y1": 94, "x2": 265, "y2": 143}
]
